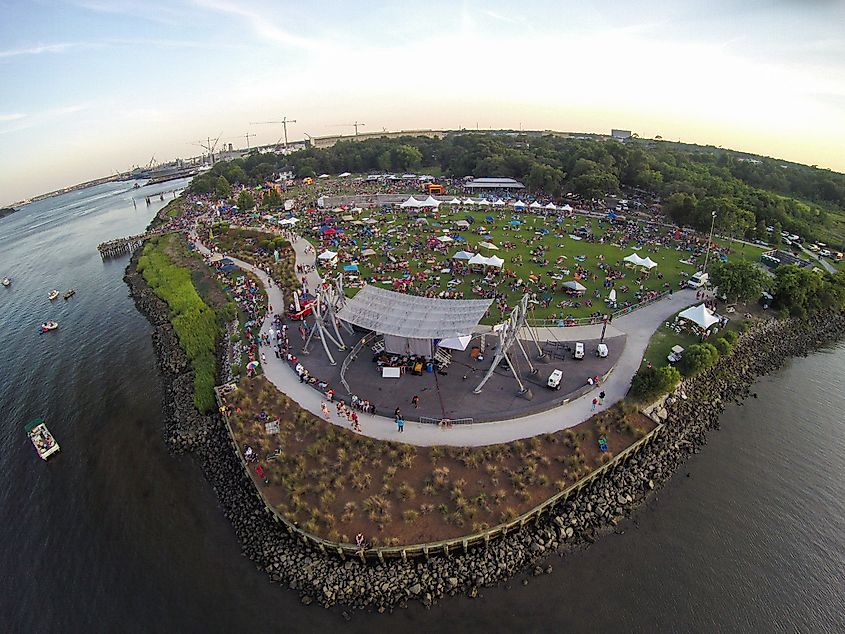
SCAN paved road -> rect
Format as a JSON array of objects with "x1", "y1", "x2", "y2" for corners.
[{"x1": 197, "y1": 234, "x2": 699, "y2": 447}]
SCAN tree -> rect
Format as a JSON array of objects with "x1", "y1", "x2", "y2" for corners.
[
  {"x1": 679, "y1": 343, "x2": 719, "y2": 376},
  {"x1": 393, "y1": 144, "x2": 422, "y2": 171},
  {"x1": 630, "y1": 365, "x2": 682, "y2": 402},
  {"x1": 214, "y1": 176, "x2": 231, "y2": 199},
  {"x1": 710, "y1": 260, "x2": 768, "y2": 303},
  {"x1": 262, "y1": 189, "x2": 283, "y2": 209},
  {"x1": 236, "y1": 190, "x2": 255, "y2": 211},
  {"x1": 772, "y1": 221, "x2": 783, "y2": 246}
]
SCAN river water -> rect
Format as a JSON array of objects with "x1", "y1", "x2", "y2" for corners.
[{"x1": 1, "y1": 184, "x2": 843, "y2": 632}]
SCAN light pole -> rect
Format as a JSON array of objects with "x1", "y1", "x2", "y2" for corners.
[{"x1": 702, "y1": 210, "x2": 717, "y2": 274}]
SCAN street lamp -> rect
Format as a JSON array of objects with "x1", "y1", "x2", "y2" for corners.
[{"x1": 702, "y1": 210, "x2": 717, "y2": 274}]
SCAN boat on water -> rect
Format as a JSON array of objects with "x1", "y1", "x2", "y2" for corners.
[
  {"x1": 25, "y1": 418, "x2": 60, "y2": 460},
  {"x1": 40, "y1": 320, "x2": 59, "y2": 332},
  {"x1": 48, "y1": 289, "x2": 60, "y2": 301},
  {"x1": 63, "y1": 289, "x2": 76, "y2": 300},
  {"x1": 2, "y1": 277, "x2": 10, "y2": 287}
]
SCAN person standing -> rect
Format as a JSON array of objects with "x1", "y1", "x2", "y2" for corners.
[
  {"x1": 591, "y1": 398, "x2": 597, "y2": 411},
  {"x1": 599, "y1": 390, "x2": 606, "y2": 405},
  {"x1": 397, "y1": 416, "x2": 404, "y2": 433},
  {"x1": 411, "y1": 395, "x2": 420, "y2": 408},
  {"x1": 321, "y1": 402, "x2": 330, "y2": 420}
]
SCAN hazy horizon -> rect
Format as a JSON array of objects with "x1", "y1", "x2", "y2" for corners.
[{"x1": 2, "y1": 0, "x2": 844, "y2": 204}]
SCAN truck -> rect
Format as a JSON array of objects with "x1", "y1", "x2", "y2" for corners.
[
  {"x1": 574, "y1": 342, "x2": 585, "y2": 360},
  {"x1": 686, "y1": 271, "x2": 709, "y2": 289},
  {"x1": 547, "y1": 369, "x2": 563, "y2": 390}
]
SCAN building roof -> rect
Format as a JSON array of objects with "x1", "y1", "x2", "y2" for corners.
[
  {"x1": 465, "y1": 177, "x2": 525, "y2": 189},
  {"x1": 337, "y1": 284, "x2": 492, "y2": 339}
]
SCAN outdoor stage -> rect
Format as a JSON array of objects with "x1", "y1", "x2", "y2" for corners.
[{"x1": 291, "y1": 330, "x2": 625, "y2": 423}]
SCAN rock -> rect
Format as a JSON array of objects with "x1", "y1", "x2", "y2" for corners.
[{"x1": 409, "y1": 583, "x2": 422, "y2": 596}]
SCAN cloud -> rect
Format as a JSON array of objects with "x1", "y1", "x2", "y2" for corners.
[
  {"x1": 0, "y1": 42, "x2": 93, "y2": 59},
  {"x1": 192, "y1": 0, "x2": 320, "y2": 50},
  {"x1": 0, "y1": 113, "x2": 26, "y2": 122}
]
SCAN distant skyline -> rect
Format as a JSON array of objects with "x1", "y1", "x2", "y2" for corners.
[{"x1": 1, "y1": 0, "x2": 844, "y2": 205}]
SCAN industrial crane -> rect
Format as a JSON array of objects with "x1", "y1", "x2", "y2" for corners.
[
  {"x1": 329, "y1": 121, "x2": 366, "y2": 135},
  {"x1": 250, "y1": 116, "x2": 296, "y2": 150},
  {"x1": 222, "y1": 132, "x2": 257, "y2": 150},
  {"x1": 190, "y1": 134, "x2": 222, "y2": 164}
]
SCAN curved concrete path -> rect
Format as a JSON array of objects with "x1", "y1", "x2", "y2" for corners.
[{"x1": 196, "y1": 233, "x2": 698, "y2": 447}]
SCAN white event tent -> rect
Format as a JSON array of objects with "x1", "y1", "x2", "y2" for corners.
[
  {"x1": 468, "y1": 253, "x2": 504, "y2": 268},
  {"x1": 399, "y1": 196, "x2": 422, "y2": 208},
  {"x1": 678, "y1": 304, "x2": 719, "y2": 330},
  {"x1": 529, "y1": 201, "x2": 543, "y2": 209},
  {"x1": 623, "y1": 253, "x2": 658, "y2": 269}
]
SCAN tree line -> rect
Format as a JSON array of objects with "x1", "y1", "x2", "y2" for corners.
[{"x1": 190, "y1": 132, "x2": 845, "y2": 247}]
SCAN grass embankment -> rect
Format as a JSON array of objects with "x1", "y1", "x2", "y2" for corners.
[
  {"x1": 223, "y1": 376, "x2": 653, "y2": 546},
  {"x1": 138, "y1": 234, "x2": 223, "y2": 412}
]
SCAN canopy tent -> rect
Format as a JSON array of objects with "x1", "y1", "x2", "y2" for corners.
[
  {"x1": 468, "y1": 254, "x2": 504, "y2": 268},
  {"x1": 361, "y1": 248, "x2": 377, "y2": 257},
  {"x1": 338, "y1": 172, "x2": 351, "y2": 177},
  {"x1": 529, "y1": 201, "x2": 543, "y2": 209},
  {"x1": 438, "y1": 335, "x2": 472, "y2": 351},
  {"x1": 478, "y1": 241, "x2": 499, "y2": 250},
  {"x1": 545, "y1": 202, "x2": 557, "y2": 210},
  {"x1": 448, "y1": 198, "x2": 463, "y2": 205},
  {"x1": 452, "y1": 250, "x2": 475, "y2": 260},
  {"x1": 678, "y1": 304, "x2": 720, "y2": 330},
  {"x1": 318, "y1": 250, "x2": 338, "y2": 261},
  {"x1": 560, "y1": 204, "x2": 574, "y2": 212},
  {"x1": 562, "y1": 280, "x2": 586, "y2": 292},
  {"x1": 399, "y1": 196, "x2": 422, "y2": 208},
  {"x1": 477, "y1": 199, "x2": 491, "y2": 206},
  {"x1": 463, "y1": 198, "x2": 476, "y2": 205},
  {"x1": 455, "y1": 219, "x2": 470, "y2": 228},
  {"x1": 351, "y1": 207, "x2": 363, "y2": 213},
  {"x1": 341, "y1": 214, "x2": 354, "y2": 221},
  {"x1": 623, "y1": 252, "x2": 658, "y2": 269},
  {"x1": 318, "y1": 174, "x2": 330, "y2": 179},
  {"x1": 421, "y1": 196, "x2": 441, "y2": 207},
  {"x1": 436, "y1": 235, "x2": 454, "y2": 242},
  {"x1": 493, "y1": 198, "x2": 506, "y2": 206},
  {"x1": 278, "y1": 217, "x2": 299, "y2": 225},
  {"x1": 336, "y1": 285, "x2": 492, "y2": 349},
  {"x1": 513, "y1": 201, "x2": 526, "y2": 209},
  {"x1": 608, "y1": 288, "x2": 617, "y2": 303}
]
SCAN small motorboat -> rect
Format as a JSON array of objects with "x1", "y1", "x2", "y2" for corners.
[
  {"x1": 2, "y1": 277, "x2": 10, "y2": 287},
  {"x1": 25, "y1": 418, "x2": 60, "y2": 460},
  {"x1": 48, "y1": 289, "x2": 60, "y2": 301},
  {"x1": 39, "y1": 320, "x2": 59, "y2": 333},
  {"x1": 63, "y1": 289, "x2": 76, "y2": 300}
]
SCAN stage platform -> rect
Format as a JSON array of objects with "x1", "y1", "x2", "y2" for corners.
[{"x1": 290, "y1": 328, "x2": 625, "y2": 423}]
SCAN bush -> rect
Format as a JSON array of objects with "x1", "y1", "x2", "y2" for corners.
[
  {"x1": 679, "y1": 343, "x2": 719, "y2": 377},
  {"x1": 629, "y1": 365, "x2": 682, "y2": 402},
  {"x1": 723, "y1": 329, "x2": 739, "y2": 344},
  {"x1": 713, "y1": 337, "x2": 733, "y2": 356}
]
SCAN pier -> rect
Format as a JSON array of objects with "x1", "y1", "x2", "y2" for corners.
[{"x1": 97, "y1": 230, "x2": 169, "y2": 258}]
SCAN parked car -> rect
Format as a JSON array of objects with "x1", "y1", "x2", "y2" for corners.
[
  {"x1": 596, "y1": 343, "x2": 608, "y2": 358},
  {"x1": 574, "y1": 342, "x2": 585, "y2": 359},
  {"x1": 686, "y1": 271, "x2": 709, "y2": 289}
]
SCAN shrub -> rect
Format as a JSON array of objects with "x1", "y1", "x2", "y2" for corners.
[
  {"x1": 723, "y1": 329, "x2": 739, "y2": 344},
  {"x1": 679, "y1": 343, "x2": 719, "y2": 376},
  {"x1": 402, "y1": 510, "x2": 419, "y2": 523},
  {"x1": 713, "y1": 337, "x2": 733, "y2": 356}
]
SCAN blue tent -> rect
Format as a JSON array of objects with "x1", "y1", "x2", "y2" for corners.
[
  {"x1": 606, "y1": 211, "x2": 618, "y2": 219},
  {"x1": 486, "y1": 215, "x2": 495, "y2": 222},
  {"x1": 509, "y1": 220, "x2": 521, "y2": 226}
]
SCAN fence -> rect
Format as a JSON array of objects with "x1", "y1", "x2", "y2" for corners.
[
  {"x1": 526, "y1": 290, "x2": 673, "y2": 329},
  {"x1": 418, "y1": 416, "x2": 474, "y2": 426},
  {"x1": 215, "y1": 384, "x2": 665, "y2": 562}
]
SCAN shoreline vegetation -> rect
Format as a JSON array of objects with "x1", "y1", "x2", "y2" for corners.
[{"x1": 124, "y1": 151, "x2": 845, "y2": 611}]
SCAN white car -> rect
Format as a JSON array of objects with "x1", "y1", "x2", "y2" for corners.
[
  {"x1": 820, "y1": 249, "x2": 831, "y2": 257},
  {"x1": 596, "y1": 343, "x2": 608, "y2": 358},
  {"x1": 574, "y1": 342, "x2": 585, "y2": 359},
  {"x1": 547, "y1": 369, "x2": 563, "y2": 390}
]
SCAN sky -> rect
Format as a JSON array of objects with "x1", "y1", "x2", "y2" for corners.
[{"x1": 1, "y1": 0, "x2": 844, "y2": 204}]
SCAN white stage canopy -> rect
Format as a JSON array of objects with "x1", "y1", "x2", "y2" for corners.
[
  {"x1": 337, "y1": 284, "x2": 493, "y2": 340},
  {"x1": 678, "y1": 304, "x2": 719, "y2": 329},
  {"x1": 438, "y1": 335, "x2": 472, "y2": 351}
]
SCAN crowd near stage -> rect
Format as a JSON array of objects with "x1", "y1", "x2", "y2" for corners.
[{"x1": 286, "y1": 284, "x2": 624, "y2": 423}]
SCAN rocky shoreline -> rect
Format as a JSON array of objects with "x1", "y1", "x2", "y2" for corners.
[{"x1": 125, "y1": 247, "x2": 845, "y2": 613}]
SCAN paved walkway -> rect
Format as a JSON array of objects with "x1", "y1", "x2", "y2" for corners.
[{"x1": 197, "y1": 234, "x2": 699, "y2": 447}]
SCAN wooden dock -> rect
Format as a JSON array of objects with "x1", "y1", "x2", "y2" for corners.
[{"x1": 97, "y1": 230, "x2": 168, "y2": 258}]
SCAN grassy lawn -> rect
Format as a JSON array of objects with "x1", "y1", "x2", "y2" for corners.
[
  {"x1": 301, "y1": 206, "x2": 765, "y2": 324},
  {"x1": 223, "y1": 376, "x2": 654, "y2": 547}
]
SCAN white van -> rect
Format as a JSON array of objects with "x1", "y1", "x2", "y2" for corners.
[
  {"x1": 574, "y1": 342, "x2": 585, "y2": 359},
  {"x1": 686, "y1": 271, "x2": 709, "y2": 289},
  {"x1": 596, "y1": 343, "x2": 608, "y2": 358},
  {"x1": 547, "y1": 369, "x2": 563, "y2": 390}
]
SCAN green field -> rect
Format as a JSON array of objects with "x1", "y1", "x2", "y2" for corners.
[{"x1": 307, "y1": 206, "x2": 765, "y2": 324}]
